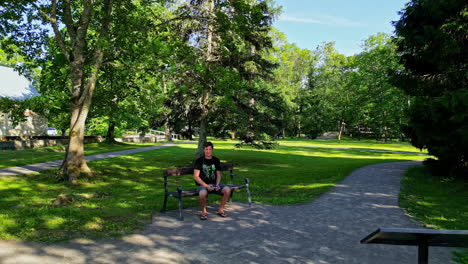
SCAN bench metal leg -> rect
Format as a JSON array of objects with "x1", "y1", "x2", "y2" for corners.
[
  {"x1": 161, "y1": 193, "x2": 168, "y2": 212},
  {"x1": 177, "y1": 195, "x2": 184, "y2": 221},
  {"x1": 246, "y1": 183, "x2": 252, "y2": 207},
  {"x1": 418, "y1": 240, "x2": 429, "y2": 264}
]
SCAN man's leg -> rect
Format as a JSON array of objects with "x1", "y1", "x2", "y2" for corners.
[
  {"x1": 218, "y1": 186, "x2": 231, "y2": 215},
  {"x1": 198, "y1": 188, "x2": 208, "y2": 216}
]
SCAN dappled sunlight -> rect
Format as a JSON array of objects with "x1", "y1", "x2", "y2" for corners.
[
  {"x1": 369, "y1": 204, "x2": 399, "y2": 209},
  {"x1": 279, "y1": 139, "x2": 428, "y2": 153},
  {"x1": 115, "y1": 203, "x2": 132, "y2": 208},
  {"x1": 427, "y1": 215, "x2": 456, "y2": 222},
  {"x1": 43, "y1": 217, "x2": 67, "y2": 229},
  {"x1": 122, "y1": 234, "x2": 155, "y2": 246},
  {"x1": 416, "y1": 200, "x2": 434, "y2": 207},
  {"x1": 364, "y1": 192, "x2": 392, "y2": 197},
  {"x1": 83, "y1": 217, "x2": 104, "y2": 230},
  {"x1": 288, "y1": 183, "x2": 334, "y2": 190}
]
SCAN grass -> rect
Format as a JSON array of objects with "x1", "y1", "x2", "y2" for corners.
[
  {"x1": 0, "y1": 140, "x2": 428, "y2": 242},
  {"x1": 400, "y1": 166, "x2": 468, "y2": 230},
  {"x1": 0, "y1": 141, "x2": 163, "y2": 169},
  {"x1": 399, "y1": 166, "x2": 468, "y2": 263},
  {"x1": 278, "y1": 138, "x2": 428, "y2": 153}
]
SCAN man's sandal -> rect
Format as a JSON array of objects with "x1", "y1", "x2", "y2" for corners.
[
  {"x1": 200, "y1": 214, "x2": 208, "y2": 220},
  {"x1": 216, "y1": 211, "x2": 227, "y2": 218}
]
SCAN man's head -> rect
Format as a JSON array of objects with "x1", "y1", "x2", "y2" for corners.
[{"x1": 203, "y1": 141, "x2": 214, "y2": 158}]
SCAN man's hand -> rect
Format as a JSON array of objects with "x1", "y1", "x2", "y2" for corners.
[{"x1": 208, "y1": 185, "x2": 220, "y2": 191}]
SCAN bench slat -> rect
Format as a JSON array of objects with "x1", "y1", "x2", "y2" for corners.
[
  {"x1": 164, "y1": 167, "x2": 194, "y2": 177},
  {"x1": 168, "y1": 189, "x2": 198, "y2": 197}
]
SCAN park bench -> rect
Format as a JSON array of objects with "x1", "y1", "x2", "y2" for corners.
[
  {"x1": 161, "y1": 163, "x2": 252, "y2": 220},
  {"x1": 361, "y1": 227, "x2": 468, "y2": 264}
]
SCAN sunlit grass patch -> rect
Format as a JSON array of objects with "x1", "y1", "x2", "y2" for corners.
[{"x1": 279, "y1": 138, "x2": 428, "y2": 153}]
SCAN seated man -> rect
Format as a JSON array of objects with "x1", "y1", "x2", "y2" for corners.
[{"x1": 193, "y1": 141, "x2": 231, "y2": 220}]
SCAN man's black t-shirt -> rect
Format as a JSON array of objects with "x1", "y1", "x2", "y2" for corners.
[{"x1": 194, "y1": 156, "x2": 221, "y2": 185}]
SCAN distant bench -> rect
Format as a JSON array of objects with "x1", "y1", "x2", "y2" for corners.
[
  {"x1": 361, "y1": 227, "x2": 468, "y2": 264},
  {"x1": 161, "y1": 163, "x2": 252, "y2": 220}
]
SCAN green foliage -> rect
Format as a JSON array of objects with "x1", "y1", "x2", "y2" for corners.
[
  {"x1": 353, "y1": 33, "x2": 407, "y2": 140},
  {"x1": 165, "y1": 0, "x2": 280, "y2": 148},
  {"x1": 453, "y1": 250, "x2": 468, "y2": 264},
  {"x1": 302, "y1": 35, "x2": 407, "y2": 141},
  {"x1": 267, "y1": 29, "x2": 315, "y2": 137},
  {"x1": 393, "y1": 0, "x2": 468, "y2": 177}
]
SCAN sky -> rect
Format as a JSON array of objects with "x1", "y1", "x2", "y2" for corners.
[{"x1": 273, "y1": 0, "x2": 409, "y2": 56}]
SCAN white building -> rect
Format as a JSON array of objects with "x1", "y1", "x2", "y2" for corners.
[{"x1": 0, "y1": 66, "x2": 47, "y2": 137}]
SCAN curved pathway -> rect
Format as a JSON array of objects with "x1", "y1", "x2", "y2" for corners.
[{"x1": 0, "y1": 162, "x2": 457, "y2": 263}]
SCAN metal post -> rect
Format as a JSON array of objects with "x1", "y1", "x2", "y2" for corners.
[
  {"x1": 177, "y1": 187, "x2": 184, "y2": 220},
  {"x1": 418, "y1": 240, "x2": 429, "y2": 264}
]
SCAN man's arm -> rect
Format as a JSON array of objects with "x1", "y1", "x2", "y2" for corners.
[{"x1": 215, "y1": 170, "x2": 221, "y2": 186}]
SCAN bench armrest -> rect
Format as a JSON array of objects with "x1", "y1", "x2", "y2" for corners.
[
  {"x1": 163, "y1": 178, "x2": 185, "y2": 193},
  {"x1": 230, "y1": 172, "x2": 250, "y2": 185}
]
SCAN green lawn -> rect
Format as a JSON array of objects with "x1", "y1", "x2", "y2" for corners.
[
  {"x1": 400, "y1": 166, "x2": 467, "y2": 230},
  {"x1": 0, "y1": 142, "x2": 163, "y2": 169},
  {"x1": 279, "y1": 138, "x2": 428, "y2": 153},
  {"x1": 0, "y1": 140, "x2": 427, "y2": 242},
  {"x1": 399, "y1": 166, "x2": 468, "y2": 263}
]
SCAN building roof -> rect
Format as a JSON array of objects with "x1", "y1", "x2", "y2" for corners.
[{"x1": 0, "y1": 66, "x2": 40, "y2": 100}]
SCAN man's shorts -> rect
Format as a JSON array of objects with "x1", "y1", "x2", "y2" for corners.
[{"x1": 197, "y1": 184, "x2": 230, "y2": 195}]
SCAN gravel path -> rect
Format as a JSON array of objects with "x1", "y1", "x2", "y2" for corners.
[{"x1": 0, "y1": 161, "x2": 457, "y2": 264}]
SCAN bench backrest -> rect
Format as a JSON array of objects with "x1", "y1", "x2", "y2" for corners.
[{"x1": 163, "y1": 163, "x2": 234, "y2": 177}]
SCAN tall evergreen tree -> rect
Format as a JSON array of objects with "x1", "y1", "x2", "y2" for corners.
[
  {"x1": 393, "y1": 0, "x2": 468, "y2": 176},
  {"x1": 173, "y1": 0, "x2": 277, "y2": 156}
]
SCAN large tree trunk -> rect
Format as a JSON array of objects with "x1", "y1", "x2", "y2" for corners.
[
  {"x1": 51, "y1": 0, "x2": 113, "y2": 184},
  {"x1": 187, "y1": 115, "x2": 193, "y2": 140},
  {"x1": 163, "y1": 76, "x2": 172, "y2": 142},
  {"x1": 195, "y1": 0, "x2": 214, "y2": 157},
  {"x1": 60, "y1": 51, "x2": 105, "y2": 183},
  {"x1": 64, "y1": 96, "x2": 93, "y2": 184},
  {"x1": 197, "y1": 114, "x2": 208, "y2": 158},
  {"x1": 246, "y1": 97, "x2": 255, "y2": 142},
  {"x1": 105, "y1": 121, "x2": 116, "y2": 143},
  {"x1": 196, "y1": 89, "x2": 210, "y2": 158}
]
